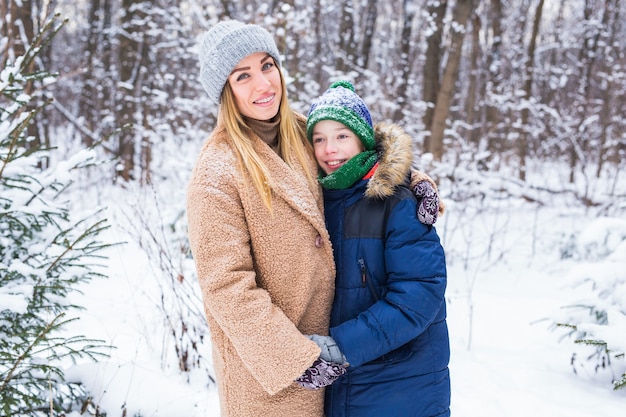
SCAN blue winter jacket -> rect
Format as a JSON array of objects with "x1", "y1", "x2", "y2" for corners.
[{"x1": 323, "y1": 123, "x2": 450, "y2": 417}]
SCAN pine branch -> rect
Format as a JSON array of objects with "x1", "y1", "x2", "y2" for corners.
[
  {"x1": 46, "y1": 217, "x2": 111, "y2": 273},
  {"x1": 19, "y1": 15, "x2": 67, "y2": 80},
  {"x1": 0, "y1": 312, "x2": 65, "y2": 392},
  {"x1": 0, "y1": 111, "x2": 36, "y2": 180}
]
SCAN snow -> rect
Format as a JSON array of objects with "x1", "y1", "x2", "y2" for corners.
[
  {"x1": 0, "y1": 284, "x2": 31, "y2": 314},
  {"x1": 58, "y1": 168, "x2": 626, "y2": 417},
  {"x1": 447, "y1": 262, "x2": 623, "y2": 416},
  {"x1": 577, "y1": 217, "x2": 626, "y2": 260},
  {"x1": 5, "y1": 107, "x2": 623, "y2": 415},
  {"x1": 64, "y1": 362, "x2": 215, "y2": 417}
]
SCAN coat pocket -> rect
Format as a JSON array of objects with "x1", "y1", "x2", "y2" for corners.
[
  {"x1": 368, "y1": 342, "x2": 413, "y2": 364},
  {"x1": 358, "y1": 257, "x2": 379, "y2": 301}
]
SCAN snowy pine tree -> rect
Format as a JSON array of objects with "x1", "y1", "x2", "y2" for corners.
[
  {"x1": 1, "y1": 15, "x2": 114, "y2": 416},
  {"x1": 553, "y1": 217, "x2": 626, "y2": 391}
]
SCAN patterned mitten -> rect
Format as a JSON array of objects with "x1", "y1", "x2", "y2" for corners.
[
  {"x1": 413, "y1": 179, "x2": 440, "y2": 225},
  {"x1": 295, "y1": 358, "x2": 347, "y2": 390}
]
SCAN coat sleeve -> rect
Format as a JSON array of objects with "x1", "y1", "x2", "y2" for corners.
[
  {"x1": 186, "y1": 149, "x2": 320, "y2": 394},
  {"x1": 330, "y1": 198, "x2": 447, "y2": 367}
]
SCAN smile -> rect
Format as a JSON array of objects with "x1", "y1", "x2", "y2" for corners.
[
  {"x1": 326, "y1": 160, "x2": 346, "y2": 167},
  {"x1": 254, "y1": 94, "x2": 274, "y2": 104}
]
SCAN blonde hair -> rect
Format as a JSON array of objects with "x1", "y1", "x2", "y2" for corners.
[{"x1": 217, "y1": 69, "x2": 316, "y2": 210}]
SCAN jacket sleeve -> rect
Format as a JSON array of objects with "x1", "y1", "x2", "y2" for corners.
[
  {"x1": 186, "y1": 149, "x2": 320, "y2": 394},
  {"x1": 330, "y1": 198, "x2": 447, "y2": 367}
]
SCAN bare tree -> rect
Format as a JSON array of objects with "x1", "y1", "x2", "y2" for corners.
[
  {"x1": 517, "y1": 0, "x2": 544, "y2": 181},
  {"x1": 312, "y1": 0, "x2": 325, "y2": 87},
  {"x1": 2, "y1": 0, "x2": 35, "y2": 63},
  {"x1": 428, "y1": 0, "x2": 475, "y2": 161},
  {"x1": 77, "y1": 0, "x2": 113, "y2": 148},
  {"x1": 566, "y1": 0, "x2": 609, "y2": 184},
  {"x1": 359, "y1": 0, "x2": 378, "y2": 69},
  {"x1": 115, "y1": 0, "x2": 142, "y2": 181},
  {"x1": 1, "y1": 0, "x2": 55, "y2": 155},
  {"x1": 422, "y1": 0, "x2": 448, "y2": 153},
  {"x1": 270, "y1": 0, "x2": 297, "y2": 81},
  {"x1": 593, "y1": 0, "x2": 619, "y2": 178},
  {"x1": 392, "y1": 0, "x2": 418, "y2": 121},
  {"x1": 464, "y1": 11, "x2": 480, "y2": 146},
  {"x1": 4, "y1": 0, "x2": 625, "y2": 193},
  {"x1": 484, "y1": 0, "x2": 504, "y2": 155},
  {"x1": 337, "y1": 0, "x2": 358, "y2": 72}
]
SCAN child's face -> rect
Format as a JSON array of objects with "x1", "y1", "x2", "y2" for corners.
[{"x1": 312, "y1": 120, "x2": 365, "y2": 175}]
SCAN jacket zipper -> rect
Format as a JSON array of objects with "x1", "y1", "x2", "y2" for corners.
[{"x1": 358, "y1": 257, "x2": 379, "y2": 301}]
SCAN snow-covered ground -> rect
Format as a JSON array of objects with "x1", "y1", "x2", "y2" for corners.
[{"x1": 64, "y1": 171, "x2": 626, "y2": 417}]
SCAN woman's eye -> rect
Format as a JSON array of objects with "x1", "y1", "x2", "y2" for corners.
[
  {"x1": 236, "y1": 73, "x2": 250, "y2": 82},
  {"x1": 262, "y1": 62, "x2": 274, "y2": 71}
]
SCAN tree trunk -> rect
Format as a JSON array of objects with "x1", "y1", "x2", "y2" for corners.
[
  {"x1": 219, "y1": 0, "x2": 235, "y2": 19},
  {"x1": 5, "y1": 0, "x2": 34, "y2": 61},
  {"x1": 541, "y1": 0, "x2": 565, "y2": 109},
  {"x1": 359, "y1": 0, "x2": 378, "y2": 69},
  {"x1": 116, "y1": 0, "x2": 151, "y2": 182},
  {"x1": 484, "y1": 0, "x2": 504, "y2": 156},
  {"x1": 272, "y1": 0, "x2": 297, "y2": 84},
  {"x1": 337, "y1": 0, "x2": 357, "y2": 72},
  {"x1": 429, "y1": 0, "x2": 474, "y2": 161},
  {"x1": 568, "y1": 0, "x2": 603, "y2": 183},
  {"x1": 518, "y1": 0, "x2": 545, "y2": 182},
  {"x1": 6, "y1": 0, "x2": 38, "y2": 150},
  {"x1": 465, "y1": 12, "x2": 480, "y2": 145},
  {"x1": 596, "y1": 0, "x2": 618, "y2": 178},
  {"x1": 78, "y1": 0, "x2": 112, "y2": 147},
  {"x1": 421, "y1": 0, "x2": 447, "y2": 153},
  {"x1": 392, "y1": 0, "x2": 416, "y2": 121}
]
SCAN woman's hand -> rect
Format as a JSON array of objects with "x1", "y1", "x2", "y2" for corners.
[{"x1": 295, "y1": 358, "x2": 347, "y2": 390}]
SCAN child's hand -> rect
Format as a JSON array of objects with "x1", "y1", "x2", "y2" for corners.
[
  {"x1": 307, "y1": 334, "x2": 348, "y2": 365},
  {"x1": 413, "y1": 179, "x2": 442, "y2": 225}
]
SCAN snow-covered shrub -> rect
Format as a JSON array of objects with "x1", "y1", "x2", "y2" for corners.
[
  {"x1": 553, "y1": 217, "x2": 626, "y2": 391},
  {"x1": 120, "y1": 185, "x2": 213, "y2": 381},
  {"x1": 1, "y1": 15, "x2": 114, "y2": 416}
]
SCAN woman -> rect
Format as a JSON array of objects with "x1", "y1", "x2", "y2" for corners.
[
  {"x1": 187, "y1": 20, "x2": 342, "y2": 417},
  {"x1": 186, "y1": 20, "x2": 442, "y2": 417},
  {"x1": 306, "y1": 81, "x2": 451, "y2": 416}
]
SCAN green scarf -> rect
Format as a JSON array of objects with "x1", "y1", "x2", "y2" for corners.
[{"x1": 319, "y1": 150, "x2": 378, "y2": 190}]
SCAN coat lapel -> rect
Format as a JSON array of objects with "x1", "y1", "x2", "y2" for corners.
[{"x1": 253, "y1": 134, "x2": 327, "y2": 234}]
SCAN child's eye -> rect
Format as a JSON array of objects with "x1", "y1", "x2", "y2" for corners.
[
  {"x1": 312, "y1": 136, "x2": 324, "y2": 144},
  {"x1": 338, "y1": 134, "x2": 349, "y2": 140}
]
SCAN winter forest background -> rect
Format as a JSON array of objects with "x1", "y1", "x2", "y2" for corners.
[{"x1": 1, "y1": 0, "x2": 625, "y2": 416}]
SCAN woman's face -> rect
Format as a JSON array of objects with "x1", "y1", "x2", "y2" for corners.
[
  {"x1": 311, "y1": 120, "x2": 365, "y2": 175},
  {"x1": 227, "y1": 52, "x2": 282, "y2": 120}
]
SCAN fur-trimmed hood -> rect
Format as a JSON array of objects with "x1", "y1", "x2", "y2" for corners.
[{"x1": 365, "y1": 122, "x2": 414, "y2": 199}]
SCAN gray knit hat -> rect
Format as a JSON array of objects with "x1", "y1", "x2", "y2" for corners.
[{"x1": 198, "y1": 20, "x2": 281, "y2": 104}]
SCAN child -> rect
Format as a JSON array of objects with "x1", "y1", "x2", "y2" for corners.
[{"x1": 305, "y1": 81, "x2": 451, "y2": 417}]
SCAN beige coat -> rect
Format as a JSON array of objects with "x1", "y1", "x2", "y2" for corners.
[{"x1": 186, "y1": 117, "x2": 336, "y2": 417}]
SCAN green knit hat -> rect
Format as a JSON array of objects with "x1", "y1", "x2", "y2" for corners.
[
  {"x1": 306, "y1": 80, "x2": 375, "y2": 150},
  {"x1": 307, "y1": 81, "x2": 378, "y2": 190}
]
